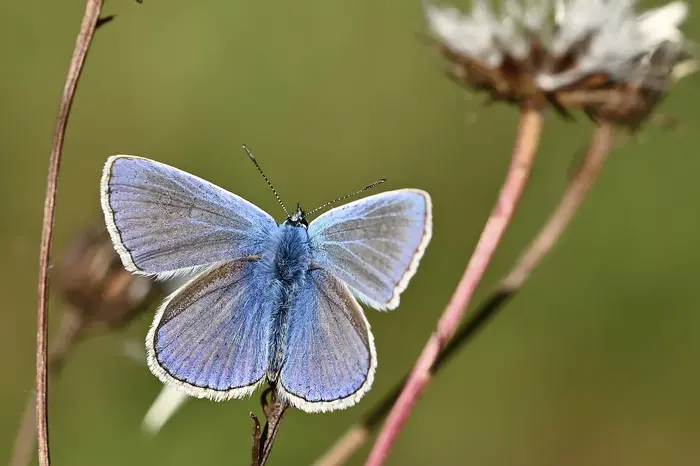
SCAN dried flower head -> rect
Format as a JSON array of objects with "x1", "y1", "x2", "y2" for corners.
[
  {"x1": 53, "y1": 222, "x2": 162, "y2": 329},
  {"x1": 425, "y1": 0, "x2": 696, "y2": 127}
]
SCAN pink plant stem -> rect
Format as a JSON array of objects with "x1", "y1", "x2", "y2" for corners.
[
  {"x1": 314, "y1": 426, "x2": 368, "y2": 466},
  {"x1": 36, "y1": 1, "x2": 103, "y2": 464},
  {"x1": 501, "y1": 122, "x2": 614, "y2": 290},
  {"x1": 317, "y1": 122, "x2": 614, "y2": 466},
  {"x1": 365, "y1": 107, "x2": 543, "y2": 466}
]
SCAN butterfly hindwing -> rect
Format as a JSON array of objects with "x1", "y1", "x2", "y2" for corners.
[
  {"x1": 308, "y1": 189, "x2": 432, "y2": 310},
  {"x1": 147, "y1": 260, "x2": 278, "y2": 400},
  {"x1": 101, "y1": 155, "x2": 277, "y2": 278},
  {"x1": 277, "y1": 268, "x2": 376, "y2": 412}
]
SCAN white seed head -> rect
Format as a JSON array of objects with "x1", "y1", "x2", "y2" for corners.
[
  {"x1": 425, "y1": 0, "x2": 692, "y2": 92},
  {"x1": 637, "y1": 1, "x2": 688, "y2": 48},
  {"x1": 425, "y1": 2, "x2": 504, "y2": 67}
]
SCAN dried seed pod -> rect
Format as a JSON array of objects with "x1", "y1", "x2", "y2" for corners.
[
  {"x1": 425, "y1": 1, "x2": 696, "y2": 127},
  {"x1": 53, "y1": 221, "x2": 162, "y2": 329}
]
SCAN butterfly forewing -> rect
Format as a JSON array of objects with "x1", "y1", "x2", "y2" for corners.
[
  {"x1": 308, "y1": 189, "x2": 432, "y2": 310},
  {"x1": 101, "y1": 156, "x2": 277, "y2": 278}
]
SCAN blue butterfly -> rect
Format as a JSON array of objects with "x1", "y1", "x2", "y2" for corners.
[{"x1": 100, "y1": 149, "x2": 432, "y2": 412}]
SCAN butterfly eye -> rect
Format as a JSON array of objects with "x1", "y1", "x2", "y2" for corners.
[{"x1": 283, "y1": 204, "x2": 309, "y2": 227}]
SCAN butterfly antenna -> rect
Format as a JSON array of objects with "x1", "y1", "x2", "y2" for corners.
[
  {"x1": 306, "y1": 178, "x2": 387, "y2": 218},
  {"x1": 242, "y1": 144, "x2": 289, "y2": 216}
]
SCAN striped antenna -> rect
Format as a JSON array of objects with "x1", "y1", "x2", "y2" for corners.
[{"x1": 242, "y1": 145, "x2": 289, "y2": 216}]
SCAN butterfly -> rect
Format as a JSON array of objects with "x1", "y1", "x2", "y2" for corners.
[{"x1": 100, "y1": 148, "x2": 432, "y2": 412}]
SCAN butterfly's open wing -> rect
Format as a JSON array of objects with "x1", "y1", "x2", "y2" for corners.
[
  {"x1": 147, "y1": 260, "x2": 275, "y2": 400},
  {"x1": 101, "y1": 156, "x2": 277, "y2": 278},
  {"x1": 308, "y1": 189, "x2": 432, "y2": 310},
  {"x1": 277, "y1": 269, "x2": 375, "y2": 412}
]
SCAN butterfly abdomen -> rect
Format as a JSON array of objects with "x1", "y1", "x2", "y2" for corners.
[{"x1": 265, "y1": 224, "x2": 312, "y2": 380}]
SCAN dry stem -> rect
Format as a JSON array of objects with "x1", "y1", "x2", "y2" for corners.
[
  {"x1": 316, "y1": 122, "x2": 615, "y2": 466},
  {"x1": 36, "y1": 1, "x2": 103, "y2": 464},
  {"x1": 12, "y1": 313, "x2": 84, "y2": 466},
  {"x1": 365, "y1": 107, "x2": 543, "y2": 465},
  {"x1": 251, "y1": 385, "x2": 290, "y2": 466}
]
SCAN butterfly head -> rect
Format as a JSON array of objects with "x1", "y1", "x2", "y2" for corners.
[{"x1": 284, "y1": 203, "x2": 309, "y2": 228}]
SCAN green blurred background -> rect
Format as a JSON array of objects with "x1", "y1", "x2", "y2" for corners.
[{"x1": 2, "y1": 0, "x2": 700, "y2": 464}]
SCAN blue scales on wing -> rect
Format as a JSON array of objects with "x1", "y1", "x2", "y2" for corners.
[
  {"x1": 101, "y1": 156, "x2": 278, "y2": 277},
  {"x1": 148, "y1": 260, "x2": 280, "y2": 400},
  {"x1": 308, "y1": 189, "x2": 432, "y2": 310},
  {"x1": 277, "y1": 268, "x2": 375, "y2": 412}
]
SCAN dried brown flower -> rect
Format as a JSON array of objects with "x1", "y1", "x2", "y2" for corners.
[{"x1": 53, "y1": 222, "x2": 162, "y2": 329}]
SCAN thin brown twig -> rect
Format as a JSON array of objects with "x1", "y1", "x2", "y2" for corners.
[
  {"x1": 12, "y1": 312, "x2": 85, "y2": 466},
  {"x1": 250, "y1": 413, "x2": 262, "y2": 466},
  {"x1": 259, "y1": 400, "x2": 288, "y2": 465},
  {"x1": 251, "y1": 385, "x2": 290, "y2": 466},
  {"x1": 36, "y1": 1, "x2": 103, "y2": 464},
  {"x1": 315, "y1": 121, "x2": 615, "y2": 466}
]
